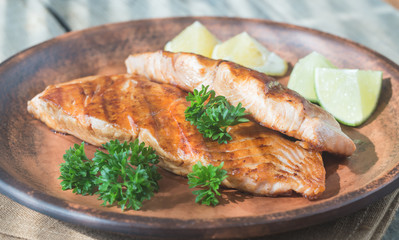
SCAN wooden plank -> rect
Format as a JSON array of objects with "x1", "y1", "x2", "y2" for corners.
[
  {"x1": 42, "y1": 0, "x2": 399, "y2": 64},
  {"x1": 0, "y1": 0, "x2": 65, "y2": 62}
]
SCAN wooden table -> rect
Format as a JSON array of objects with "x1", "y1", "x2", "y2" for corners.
[{"x1": 0, "y1": 0, "x2": 398, "y2": 239}]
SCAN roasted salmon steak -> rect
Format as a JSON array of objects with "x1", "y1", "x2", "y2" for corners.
[
  {"x1": 28, "y1": 74, "x2": 325, "y2": 199},
  {"x1": 125, "y1": 51, "x2": 356, "y2": 156}
]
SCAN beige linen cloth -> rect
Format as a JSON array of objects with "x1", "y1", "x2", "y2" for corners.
[
  {"x1": 0, "y1": 0, "x2": 399, "y2": 239},
  {"x1": 0, "y1": 189, "x2": 398, "y2": 240}
]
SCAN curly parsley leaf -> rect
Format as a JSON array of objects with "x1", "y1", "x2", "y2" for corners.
[
  {"x1": 187, "y1": 161, "x2": 228, "y2": 206},
  {"x1": 59, "y1": 142, "x2": 97, "y2": 195},
  {"x1": 185, "y1": 85, "x2": 249, "y2": 144},
  {"x1": 185, "y1": 85, "x2": 213, "y2": 125},
  {"x1": 59, "y1": 139, "x2": 161, "y2": 211},
  {"x1": 93, "y1": 139, "x2": 161, "y2": 211}
]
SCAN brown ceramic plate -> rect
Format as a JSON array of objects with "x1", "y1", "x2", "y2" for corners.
[{"x1": 0, "y1": 17, "x2": 398, "y2": 239}]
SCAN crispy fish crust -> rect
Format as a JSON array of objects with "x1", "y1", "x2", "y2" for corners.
[
  {"x1": 125, "y1": 51, "x2": 356, "y2": 156},
  {"x1": 27, "y1": 74, "x2": 325, "y2": 199}
]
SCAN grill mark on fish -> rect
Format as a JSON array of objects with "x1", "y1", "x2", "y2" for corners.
[
  {"x1": 167, "y1": 98, "x2": 212, "y2": 162},
  {"x1": 202, "y1": 142, "x2": 272, "y2": 153},
  {"x1": 101, "y1": 86, "x2": 111, "y2": 125},
  {"x1": 205, "y1": 146, "x2": 275, "y2": 161},
  {"x1": 169, "y1": 104, "x2": 205, "y2": 162},
  {"x1": 45, "y1": 86, "x2": 64, "y2": 110},
  {"x1": 141, "y1": 81, "x2": 185, "y2": 159}
]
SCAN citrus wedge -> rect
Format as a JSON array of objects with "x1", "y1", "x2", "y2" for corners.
[
  {"x1": 164, "y1": 21, "x2": 219, "y2": 58},
  {"x1": 315, "y1": 68, "x2": 382, "y2": 126},
  {"x1": 212, "y1": 32, "x2": 288, "y2": 76},
  {"x1": 288, "y1": 51, "x2": 335, "y2": 103}
]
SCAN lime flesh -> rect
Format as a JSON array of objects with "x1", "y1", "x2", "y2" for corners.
[
  {"x1": 212, "y1": 32, "x2": 287, "y2": 76},
  {"x1": 315, "y1": 68, "x2": 382, "y2": 126},
  {"x1": 164, "y1": 21, "x2": 219, "y2": 58},
  {"x1": 288, "y1": 51, "x2": 335, "y2": 103}
]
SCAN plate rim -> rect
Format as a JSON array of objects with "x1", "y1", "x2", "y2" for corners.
[{"x1": 0, "y1": 16, "x2": 398, "y2": 238}]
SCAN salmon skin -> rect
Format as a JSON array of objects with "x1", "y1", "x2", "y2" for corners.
[
  {"x1": 125, "y1": 51, "x2": 356, "y2": 156},
  {"x1": 27, "y1": 74, "x2": 325, "y2": 199}
]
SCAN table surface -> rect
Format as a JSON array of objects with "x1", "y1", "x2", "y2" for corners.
[{"x1": 0, "y1": 0, "x2": 399, "y2": 239}]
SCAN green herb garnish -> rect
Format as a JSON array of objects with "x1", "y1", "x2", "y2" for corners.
[
  {"x1": 187, "y1": 161, "x2": 228, "y2": 206},
  {"x1": 59, "y1": 142, "x2": 97, "y2": 195},
  {"x1": 59, "y1": 139, "x2": 161, "y2": 211},
  {"x1": 185, "y1": 85, "x2": 249, "y2": 144}
]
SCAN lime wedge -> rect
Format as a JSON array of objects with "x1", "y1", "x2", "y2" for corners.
[
  {"x1": 288, "y1": 51, "x2": 335, "y2": 103},
  {"x1": 212, "y1": 32, "x2": 288, "y2": 76},
  {"x1": 164, "y1": 21, "x2": 220, "y2": 58},
  {"x1": 315, "y1": 68, "x2": 382, "y2": 126}
]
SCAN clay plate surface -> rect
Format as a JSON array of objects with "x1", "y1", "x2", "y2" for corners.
[{"x1": 0, "y1": 17, "x2": 398, "y2": 239}]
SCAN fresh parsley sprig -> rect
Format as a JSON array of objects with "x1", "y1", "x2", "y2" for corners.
[
  {"x1": 185, "y1": 85, "x2": 249, "y2": 144},
  {"x1": 59, "y1": 142, "x2": 97, "y2": 195},
  {"x1": 187, "y1": 162, "x2": 228, "y2": 206},
  {"x1": 59, "y1": 139, "x2": 161, "y2": 211},
  {"x1": 93, "y1": 140, "x2": 161, "y2": 211}
]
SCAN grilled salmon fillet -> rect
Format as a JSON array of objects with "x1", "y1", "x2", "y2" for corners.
[
  {"x1": 125, "y1": 51, "x2": 356, "y2": 156},
  {"x1": 27, "y1": 74, "x2": 325, "y2": 199}
]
